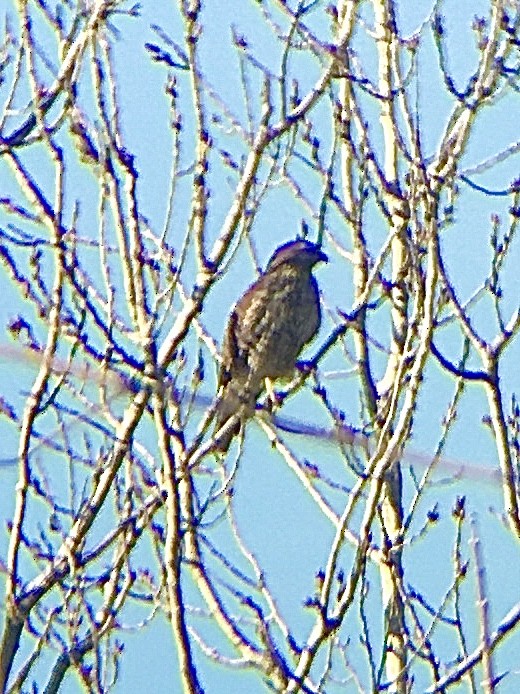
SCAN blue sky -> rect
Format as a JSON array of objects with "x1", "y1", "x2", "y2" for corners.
[{"x1": 1, "y1": 1, "x2": 520, "y2": 692}]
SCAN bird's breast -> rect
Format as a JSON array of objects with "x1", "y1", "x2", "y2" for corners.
[{"x1": 246, "y1": 273, "x2": 320, "y2": 378}]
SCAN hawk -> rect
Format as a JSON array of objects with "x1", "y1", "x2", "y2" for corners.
[{"x1": 214, "y1": 239, "x2": 327, "y2": 450}]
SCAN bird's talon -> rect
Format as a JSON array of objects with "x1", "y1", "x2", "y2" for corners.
[
  {"x1": 273, "y1": 391, "x2": 286, "y2": 406},
  {"x1": 263, "y1": 398, "x2": 274, "y2": 413},
  {"x1": 264, "y1": 391, "x2": 285, "y2": 412},
  {"x1": 297, "y1": 360, "x2": 315, "y2": 375}
]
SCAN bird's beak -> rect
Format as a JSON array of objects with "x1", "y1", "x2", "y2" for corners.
[{"x1": 318, "y1": 249, "x2": 328, "y2": 263}]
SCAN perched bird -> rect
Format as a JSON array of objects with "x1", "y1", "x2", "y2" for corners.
[{"x1": 214, "y1": 239, "x2": 327, "y2": 451}]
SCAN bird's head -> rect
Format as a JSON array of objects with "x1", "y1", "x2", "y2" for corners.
[{"x1": 266, "y1": 239, "x2": 328, "y2": 272}]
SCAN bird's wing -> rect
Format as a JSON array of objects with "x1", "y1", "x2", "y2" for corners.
[
  {"x1": 219, "y1": 309, "x2": 244, "y2": 386},
  {"x1": 233, "y1": 272, "x2": 279, "y2": 356}
]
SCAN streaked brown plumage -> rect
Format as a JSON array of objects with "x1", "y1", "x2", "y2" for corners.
[{"x1": 214, "y1": 239, "x2": 327, "y2": 451}]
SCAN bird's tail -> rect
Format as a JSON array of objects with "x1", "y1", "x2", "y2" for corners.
[
  {"x1": 214, "y1": 385, "x2": 243, "y2": 451},
  {"x1": 214, "y1": 378, "x2": 259, "y2": 452}
]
